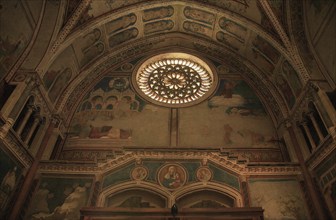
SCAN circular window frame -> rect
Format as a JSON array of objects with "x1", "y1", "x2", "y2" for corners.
[{"x1": 132, "y1": 52, "x2": 218, "y2": 108}]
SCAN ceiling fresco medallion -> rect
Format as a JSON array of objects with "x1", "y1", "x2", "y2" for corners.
[
  {"x1": 131, "y1": 166, "x2": 148, "y2": 181},
  {"x1": 133, "y1": 53, "x2": 217, "y2": 107},
  {"x1": 196, "y1": 167, "x2": 212, "y2": 182},
  {"x1": 158, "y1": 164, "x2": 187, "y2": 190}
]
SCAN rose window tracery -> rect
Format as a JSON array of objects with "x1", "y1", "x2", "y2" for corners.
[{"x1": 133, "y1": 53, "x2": 216, "y2": 107}]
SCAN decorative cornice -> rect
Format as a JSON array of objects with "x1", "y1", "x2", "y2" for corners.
[
  {"x1": 306, "y1": 135, "x2": 335, "y2": 170},
  {"x1": 39, "y1": 149, "x2": 301, "y2": 176},
  {"x1": 2, "y1": 129, "x2": 34, "y2": 168}
]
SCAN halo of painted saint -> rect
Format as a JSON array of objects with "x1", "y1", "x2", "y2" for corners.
[
  {"x1": 158, "y1": 164, "x2": 186, "y2": 190},
  {"x1": 131, "y1": 166, "x2": 148, "y2": 181}
]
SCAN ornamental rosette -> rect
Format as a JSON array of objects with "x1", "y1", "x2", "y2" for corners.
[{"x1": 133, "y1": 53, "x2": 217, "y2": 107}]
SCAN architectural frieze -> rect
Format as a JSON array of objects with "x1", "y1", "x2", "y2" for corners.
[
  {"x1": 2, "y1": 129, "x2": 34, "y2": 168},
  {"x1": 259, "y1": 0, "x2": 309, "y2": 83},
  {"x1": 39, "y1": 150, "x2": 301, "y2": 176},
  {"x1": 288, "y1": 0, "x2": 321, "y2": 82},
  {"x1": 306, "y1": 135, "x2": 335, "y2": 170}
]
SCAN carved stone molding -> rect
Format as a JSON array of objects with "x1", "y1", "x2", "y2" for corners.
[
  {"x1": 288, "y1": 0, "x2": 321, "y2": 82},
  {"x1": 50, "y1": 0, "x2": 92, "y2": 55},
  {"x1": 2, "y1": 130, "x2": 34, "y2": 168},
  {"x1": 259, "y1": 0, "x2": 310, "y2": 83},
  {"x1": 306, "y1": 135, "x2": 335, "y2": 170},
  {"x1": 39, "y1": 149, "x2": 302, "y2": 176}
]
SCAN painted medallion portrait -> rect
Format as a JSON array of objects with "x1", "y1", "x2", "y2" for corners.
[
  {"x1": 158, "y1": 164, "x2": 186, "y2": 190},
  {"x1": 196, "y1": 167, "x2": 212, "y2": 182},
  {"x1": 131, "y1": 166, "x2": 148, "y2": 181}
]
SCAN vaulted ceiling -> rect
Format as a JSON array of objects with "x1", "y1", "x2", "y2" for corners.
[{"x1": 1, "y1": 0, "x2": 335, "y2": 130}]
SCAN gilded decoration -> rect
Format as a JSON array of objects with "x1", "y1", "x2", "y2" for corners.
[
  {"x1": 133, "y1": 53, "x2": 217, "y2": 108},
  {"x1": 131, "y1": 166, "x2": 148, "y2": 181},
  {"x1": 196, "y1": 167, "x2": 212, "y2": 182},
  {"x1": 158, "y1": 164, "x2": 187, "y2": 190}
]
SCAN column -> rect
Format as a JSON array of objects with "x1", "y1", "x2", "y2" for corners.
[
  {"x1": 0, "y1": 118, "x2": 14, "y2": 139},
  {"x1": 8, "y1": 76, "x2": 37, "y2": 120},
  {"x1": 240, "y1": 176, "x2": 250, "y2": 207},
  {"x1": 286, "y1": 121, "x2": 329, "y2": 220},
  {"x1": 307, "y1": 112, "x2": 324, "y2": 141},
  {"x1": 1, "y1": 82, "x2": 27, "y2": 119},
  {"x1": 317, "y1": 90, "x2": 336, "y2": 125},
  {"x1": 24, "y1": 116, "x2": 41, "y2": 145},
  {"x1": 15, "y1": 106, "x2": 34, "y2": 136},
  {"x1": 9, "y1": 117, "x2": 59, "y2": 220},
  {"x1": 301, "y1": 120, "x2": 317, "y2": 151}
]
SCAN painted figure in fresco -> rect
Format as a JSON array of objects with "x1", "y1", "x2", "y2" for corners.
[
  {"x1": 143, "y1": 7, "x2": 174, "y2": 22},
  {"x1": 132, "y1": 167, "x2": 147, "y2": 180},
  {"x1": 88, "y1": 125, "x2": 131, "y2": 139},
  {"x1": 223, "y1": 124, "x2": 234, "y2": 144},
  {"x1": 109, "y1": 28, "x2": 138, "y2": 48},
  {"x1": 81, "y1": 41, "x2": 105, "y2": 67},
  {"x1": 106, "y1": 14, "x2": 136, "y2": 34},
  {"x1": 28, "y1": 183, "x2": 54, "y2": 216},
  {"x1": 163, "y1": 166, "x2": 181, "y2": 188},
  {"x1": 82, "y1": 28, "x2": 101, "y2": 52},
  {"x1": 184, "y1": 7, "x2": 215, "y2": 24},
  {"x1": 1, "y1": 167, "x2": 16, "y2": 193},
  {"x1": 197, "y1": 168, "x2": 212, "y2": 182},
  {"x1": 31, "y1": 183, "x2": 90, "y2": 220}
]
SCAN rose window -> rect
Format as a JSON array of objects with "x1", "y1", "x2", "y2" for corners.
[{"x1": 133, "y1": 53, "x2": 217, "y2": 107}]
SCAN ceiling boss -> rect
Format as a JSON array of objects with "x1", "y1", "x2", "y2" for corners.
[{"x1": 133, "y1": 53, "x2": 217, "y2": 107}]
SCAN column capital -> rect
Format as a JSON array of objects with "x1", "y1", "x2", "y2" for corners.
[{"x1": 50, "y1": 114, "x2": 62, "y2": 127}]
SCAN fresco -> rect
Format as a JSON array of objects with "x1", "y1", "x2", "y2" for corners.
[
  {"x1": 158, "y1": 164, "x2": 187, "y2": 190},
  {"x1": 106, "y1": 189, "x2": 166, "y2": 208},
  {"x1": 72, "y1": 28, "x2": 105, "y2": 68},
  {"x1": 144, "y1": 20, "x2": 174, "y2": 35},
  {"x1": 179, "y1": 79, "x2": 280, "y2": 148},
  {"x1": 108, "y1": 28, "x2": 138, "y2": 48},
  {"x1": 282, "y1": 61, "x2": 302, "y2": 97},
  {"x1": 48, "y1": 68, "x2": 72, "y2": 102},
  {"x1": 26, "y1": 176, "x2": 93, "y2": 220},
  {"x1": 216, "y1": 32, "x2": 241, "y2": 51},
  {"x1": 103, "y1": 163, "x2": 134, "y2": 188},
  {"x1": 102, "y1": 160, "x2": 240, "y2": 194},
  {"x1": 143, "y1": 6, "x2": 174, "y2": 22},
  {"x1": 105, "y1": 14, "x2": 137, "y2": 35},
  {"x1": 249, "y1": 35, "x2": 280, "y2": 74},
  {"x1": 252, "y1": 35, "x2": 280, "y2": 64},
  {"x1": 218, "y1": 17, "x2": 247, "y2": 43},
  {"x1": 184, "y1": 7, "x2": 215, "y2": 25},
  {"x1": 196, "y1": 167, "x2": 212, "y2": 182},
  {"x1": 131, "y1": 166, "x2": 148, "y2": 181},
  {"x1": 0, "y1": 145, "x2": 23, "y2": 217},
  {"x1": 0, "y1": 1, "x2": 33, "y2": 79},
  {"x1": 43, "y1": 47, "x2": 75, "y2": 103},
  {"x1": 273, "y1": 74, "x2": 295, "y2": 109},
  {"x1": 257, "y1": 2, "x2": 281, "y2": 42},
  {"x1": 183, "y1": 21, "x2": 213, "y2": 37},
  {"x1": 67, "y1": 76, "x2": 170, "y2": 147},
  {"x1": 208, "y1": 163, "x2": 240, "y2": 190},
  {"x1": 249, "y1": 178, "x2": 309, "y2": 220}
]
